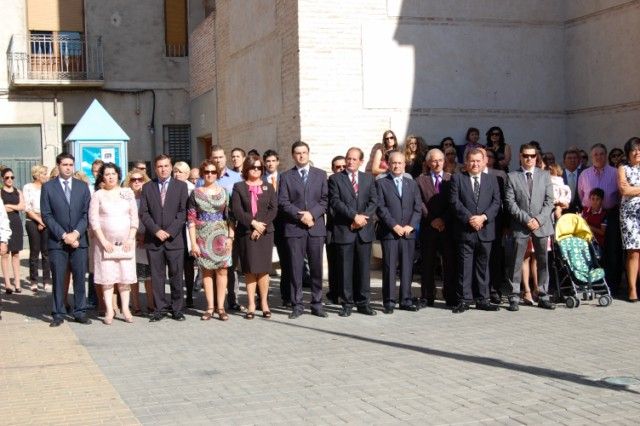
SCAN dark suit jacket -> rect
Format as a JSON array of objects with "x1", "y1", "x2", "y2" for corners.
[
  {"x1": 41, "y1": 178, "x2": 91, "y2": 249},
  {"x1": 231, "y1": 181, "x2": 278, "y2": 237},
  {"x1": 375, "y1": 174, "x2": 422, "y2": 240},
  {"x1": 562, "y1": 168, "x2": 583, "y2": 212},
  {"x1": 139, "y1": 178, "x2": 188, "y2": 250},
  {"x1": 415, "y1": 172, "x2": 452, "y2": 229},
  {"x1": 277, "y1": 166, "x2": 328, "y2": 238},
  {"x1": 328, "y1": 170, "x2": 377, "y2": 244},
  {"x1": 449, "y1": 172, "x2": 501, "y2": 242}
]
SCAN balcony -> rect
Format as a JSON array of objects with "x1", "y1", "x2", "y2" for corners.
[{"x1": 7, "y1": 33, "x2": 104, "y2": 88}]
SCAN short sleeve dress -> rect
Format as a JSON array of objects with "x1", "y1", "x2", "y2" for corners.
[
  {"x1": 187, "y1": 185, "x2": 232, "y2": 270},
  {"x1": 1, "y1": 188, "x2": 23, "y2": 252},
  {"x1": 89, "y1": 188, "x2": 139, "y2": 285},
  {"x1": 620, "y1": 164, "x2": 640, "y2": 249}
]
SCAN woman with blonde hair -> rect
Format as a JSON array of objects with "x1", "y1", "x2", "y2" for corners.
[
  {"x1": 23, "y1": 164, "x2": 50, "y2": 294},
  {"x1": 403, "y1": 135, "x2": 425, "y2": 178},
  {"x1": 124, "y1": 168, "x2": 154, "y2": 315}
]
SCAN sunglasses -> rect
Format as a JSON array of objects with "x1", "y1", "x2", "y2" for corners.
[
  {"x1": 490, "y1": 133, "x2": 501, "y2": 136},
  {"x1": 334, "y1": 165, "x2": 345, "y2": 169},
  {"x1": 130, "y1": 177, "x2": 144, "y2": 182},
  {"x1": 3, "y1": 176, "x2": 14, "y2": 180},
  {"x1": 385, "y1": 136, "x2": 396, "y2": 141},
  {"x1": 203, "y1": 170, "x2": 217, "y2": 175},
  {"x1": 522, "y1": 154, "x2": 537, "y2": 159},
  {"x1": 249, "y1": 166, "x2": 263, "y2": 171}
]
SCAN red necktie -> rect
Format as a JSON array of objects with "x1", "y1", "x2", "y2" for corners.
[{"x1": 351, "y1": 172, "x2": 358, "y2": 195}]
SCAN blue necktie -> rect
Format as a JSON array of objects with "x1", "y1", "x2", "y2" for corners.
[
  {"x1": 395, "y1": 177, "x2": 402, "y2": 197},
  {"x1": 300, "y1": 168, "x2": 308, "y2": 185},
  {"x1": 63, "y1": 180, "x2": 71, "y2": 204}
]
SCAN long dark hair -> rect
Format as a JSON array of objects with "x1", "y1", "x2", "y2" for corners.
[{"x1": 94, "y1": 162, "x2": 122, "y2": 191}]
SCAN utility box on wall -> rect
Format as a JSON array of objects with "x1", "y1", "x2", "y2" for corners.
[{"x1": 65, "y1": 99, "x2": 129, "y2": 186}]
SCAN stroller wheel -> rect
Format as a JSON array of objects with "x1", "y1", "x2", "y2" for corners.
[
  {"x1": 565, "y1": 296, "x2": 577, "y2": 309},
  {"x1": 598, "y1": 295, "x2": 612, "y2": 307}
]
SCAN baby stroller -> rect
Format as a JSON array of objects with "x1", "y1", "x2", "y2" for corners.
[{"x1": 553, "y1": 213, "x2": 613, "y2": 308}]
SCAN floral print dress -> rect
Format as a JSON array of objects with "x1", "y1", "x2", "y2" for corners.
[
  {"x1": 187, "y1": 185, "x2": 232, "y2": 270},
  {"x1": 620, "y1": 164, "x2": 640, "y2": 249}
]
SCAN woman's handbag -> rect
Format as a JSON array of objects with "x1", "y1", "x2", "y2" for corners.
[{"x1": 103, "y1": 242, "x2": 134, "y2": 260}]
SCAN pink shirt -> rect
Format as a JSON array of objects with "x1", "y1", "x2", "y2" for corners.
[{"x1": 577, "y1": 165, "x2": 620, "y2": 209}]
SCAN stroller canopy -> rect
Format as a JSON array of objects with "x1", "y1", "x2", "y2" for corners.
[{"x1": 555, "y1": 213, "x2": 594, "y2": 242}]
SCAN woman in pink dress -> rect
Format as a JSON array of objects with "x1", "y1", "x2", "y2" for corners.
[{"x1": 89, "y1": 163, "x2": 139, "y2": 325}]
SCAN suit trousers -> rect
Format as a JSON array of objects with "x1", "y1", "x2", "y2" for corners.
[
  {"x1": 381, "y1": 238, "x2": 415, "y2": 308},
  {"x1": 603, "y1": 209, "x2": 622, "y2": 292},
  {"x1": 286, "y1": 234, "x2": 324, "y2": 312},
  {"x1": 225, "y1": 239, "x2": 240, "y2": 306},
  {"x1": 275, "y1": 233, "x2": 291, "y2": 303},
  {"x1": 49, "y1": 247, "x2": 87, "y2": 319},
  {"x1": 337, "y1": 239, "x2": 372, "y2": 307},
  {"x1": 326, "y1": 242, "x2": 341, "y2": 300},
  {"x1": 456, "y1": 236, "x2": 492, "y2": 303},
  {"x1": 507, "y1": 235, "x2": 550, "y2": 302},
  {"x1": 148, "y1": 247, "x2": 185, "y2": 314},
  {"x1": 25, "y1": 220, "x2": 50, "y2": 283},
  {"x1": 420, "y1": 229, "x2": 456, "y2": 303},
  {"x1": 184, "y1": 250, "x2": 195, "y2": 303}
]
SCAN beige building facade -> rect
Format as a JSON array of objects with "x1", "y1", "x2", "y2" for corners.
[
  {"x1": 1, "y1": 0, "x2": 191, "y2": 185},
  {"x1": 189, "y1": 0, "x2": 640, "y2": 171}
]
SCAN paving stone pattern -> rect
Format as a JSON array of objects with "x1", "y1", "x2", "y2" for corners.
[{"x1": 2, "y1": 266, "x2": 640, "y2": 424}]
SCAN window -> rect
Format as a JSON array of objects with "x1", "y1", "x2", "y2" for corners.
[
  {"x1": 165, "y1": 0, "x2": 188, "y2": 57},
  {"x1": 29, "y1": 31, "x2": 53, "y2": 55},
  {"x1": 164, "y1": 125, "x2": 191, "y2": 165}
]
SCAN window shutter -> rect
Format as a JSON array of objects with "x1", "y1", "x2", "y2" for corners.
[
  {"x1": 165, "y1": 0, "x2": 188, "y2": 56},
  {"x1": 27, "y1": 0, "x2": 84, "y2": 32}
]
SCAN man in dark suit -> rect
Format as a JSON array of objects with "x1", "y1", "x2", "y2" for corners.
[
  {"x1": 376, "y1": 151, "x2": 422, "y2": 314},
  {"x1": 416, "y1": 148, "x2": 456, "y2": 308},
  {"x1": 561, "y1": 148, "x2": 582, "y2": 213},
  {"x1": 449, "y1": 148, "x2": 501, "y2": 313},
  {"x1": 139, "y1": 154, "x2": 189, "y2": 322},
  {"x1": 505, "y1": 143, "x2": 556, "y2": 311},
  {"x1": 325, "y1": 155, "x2": 346, "y2": 305},
  {"x1": 41, "y1": 153, "x2": 92, "y2": 327},
  {"x1": 328, "y1": 147, "x2": 378, "y2": 317},
  {"x1": 278, "y1": 141, "x2": 328, "y2": 318}
]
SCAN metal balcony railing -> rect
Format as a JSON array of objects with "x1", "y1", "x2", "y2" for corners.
[{"x1": 7, "y1": 33, "x2": 104, "y2": 85}]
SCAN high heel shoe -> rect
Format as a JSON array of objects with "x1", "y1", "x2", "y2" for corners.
[
  {"x1": 123, "y1": 311, "x2": 133, "y2": 323},
  {"x1": 201, "y1": 309, "x2": 214, "y2": 321},
  {"x1": 216, "y1": 308, "x2": 229, "y2": 321},
  {"x1": 103, "y1": 310, "x2": 115, "y2": 325},
  {"x1": 522, "y1": 292, "x2": 534, "y2": 306}
]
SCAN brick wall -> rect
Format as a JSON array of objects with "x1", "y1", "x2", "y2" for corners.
[{"x1": 189, "y1": 12, "x2": 216, "y2": 99}]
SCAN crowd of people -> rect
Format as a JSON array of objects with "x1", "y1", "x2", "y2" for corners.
[{"x1": 0, "y1": 128, "x2": 639, "y2": 324}]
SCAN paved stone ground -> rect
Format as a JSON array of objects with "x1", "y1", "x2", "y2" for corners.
[{"x1": 2, "y1": 259, "x2": 640, "y2": 425}]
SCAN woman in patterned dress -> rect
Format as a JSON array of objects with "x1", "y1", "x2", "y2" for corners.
[
  {"x1": 618, "y1": 136, "x2": 640, "y2": 302},
  {"x1": 188, "y1": 160, "x2": 234, "y2": 321}
]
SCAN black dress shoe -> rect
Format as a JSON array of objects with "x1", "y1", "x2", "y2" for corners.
[
  {"x1": 173, "y1": 312, "x2": 186, "y2": 321},
  {"x1": 452, "y1": 302, "x2": 469, "y2": 314},
  {"x1": 288, "y1": 310, "x2": 303, "y2": 319},
  {"x1": 282, "y1": 301, "x2": 293, "y2": 308},
  {"x1": 383, "y1": 306, "x2": 394, "y2": 314},
  {"x1": 325, "y1": 294, "x2": 339, "y2": 305},
  {"x1": 185, "y1": 299, "x2": 194, "y2": 309},
  {"x1": 149, "y1": 313, "x2": 164, "y2": 322},
  {"x1": 399, "y1": 304, "x2": 419, "y2": 312},
  {"x1": 311, "y1": 309, "x2": 328, "y2": 318},
  {"x1": 74, "y1": 316, "x2": 92, "y2": 324},
  {"x1": 538, "y1": 299, "x2": 556, "y2": 310},
  {"x1": 490, "y1": 294, "x2": 502, "y2": 305},
  {"x1": 356, "y1": 305, "x2": 377, "y2": 316},
  {"x1": 50, "y1": 318, "x2": 64, "y2": 327},
  {"x1": 506, "y1": 301, "x2": 519, "y2": 312},
  {"x1": 229, "y1": 303, "x2": 246, "y2": 312},
  {"x1": 476, "y1": 302, "x2": 500, "y2": 311},
  {"x1": 338, "y1": 306, "x2": 352, "y2": 317}
]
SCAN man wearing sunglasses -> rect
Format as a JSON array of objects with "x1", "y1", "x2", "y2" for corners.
[{"x1": 504, "y1": 143, "x2": 556, "y2": 311}]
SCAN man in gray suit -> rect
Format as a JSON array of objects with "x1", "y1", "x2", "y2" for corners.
[{"x1": 504, "y1": 143, "x2": 556, "y2": 311}]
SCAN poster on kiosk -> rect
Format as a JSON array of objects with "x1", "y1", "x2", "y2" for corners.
[{"x1": 64, "y1": 99, "x2": 129, "y2": 187}]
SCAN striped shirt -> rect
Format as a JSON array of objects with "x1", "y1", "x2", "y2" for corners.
[{"x1": 577, "y1": 165, "x2": 620, "y2": 209}]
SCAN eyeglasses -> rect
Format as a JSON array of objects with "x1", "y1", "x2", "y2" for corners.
[
  {"x1": 3, "y1": 176, "x2": 14, "y2": 180},
  {"x1": 203, "y1": 170, "x2": 217, "y2": 175},
  {"x1": 130, "y1": 177, "x2": 143, "y2": 182},
  {"x1": 249, "y1": 166, "x2": 262, "y2": 171},
  {"x1": 522, "y1": 154, "x2": 537, "y2": 159}
]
